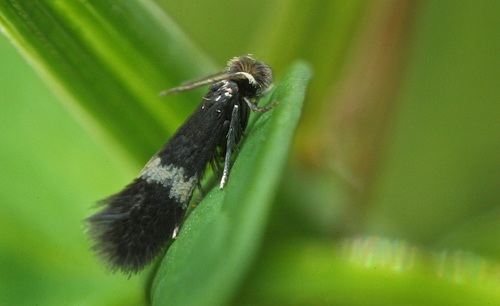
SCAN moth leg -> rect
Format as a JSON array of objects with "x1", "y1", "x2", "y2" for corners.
[
  {"x1": 197, "y1": 180, "x2": 204, "y2": 196},
  {"x1": 259, "y1": 83, "x2": 274, "y2": 96},
  {"x1": 220, "y1": 104, "x2": 239, "y2": 189},
  {"x1": 210, "y1": 160, "x2": 219, "y2": 177},
  {"x1": 243, "y1": 96, "x2": 278, "y2": 113},
  {"x1": 210, "y1": 146, "x2": 224, "y2": 177}
]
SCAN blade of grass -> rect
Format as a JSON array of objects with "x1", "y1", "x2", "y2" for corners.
[
  {"x1": 235, "y1": 238, "x2": 500, "y2": 305},
  {"x1": 0, "y1": 0, "x2": 214, "y2": 164}
]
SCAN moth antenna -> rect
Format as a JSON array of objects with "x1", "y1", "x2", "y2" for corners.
[
  {"x1": 158, "y1": 73, "x2": 253, "y2": 96},
  {"x1": 180, "y1": 69, "x2": 227, "y2": 86}
]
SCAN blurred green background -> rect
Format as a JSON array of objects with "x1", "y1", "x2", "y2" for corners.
[{"x1": 1, "y1": 0, "x2": 499, "y2": 305}]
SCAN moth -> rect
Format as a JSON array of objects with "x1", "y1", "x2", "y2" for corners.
[{"x1": 86, "y1": 55, "x2": 276, "y2": 274}]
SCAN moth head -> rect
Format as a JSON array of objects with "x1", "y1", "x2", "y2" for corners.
[{"x1": 227, "y1": 55, "x2": 273, "y2": 97}]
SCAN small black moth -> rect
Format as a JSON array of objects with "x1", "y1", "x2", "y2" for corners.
[{"x1": 86, "y1": 55, "x2": 276, "y2": 274}]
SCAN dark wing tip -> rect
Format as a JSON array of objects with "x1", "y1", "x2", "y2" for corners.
[{"x1": 85, "y1": 179, "x2": 187, "y2": 274}]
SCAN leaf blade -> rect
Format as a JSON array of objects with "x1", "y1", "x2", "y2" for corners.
[{"x1": 0, "y1": 0, "x2": 215, "y2": 164}]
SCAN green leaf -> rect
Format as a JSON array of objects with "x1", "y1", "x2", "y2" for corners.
[
  {"x1": 0, "y1": 0, "x2": 215, "y2": 165},
  {"x1": 236, "y1": 237, "x2": 500, "y2": 306},
  {"x1": 151, "y1": 61, "x2": 312, "y2": 306},
  {"x1": 8, "y1": 0, "x2": 499, "y2": 305}
]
